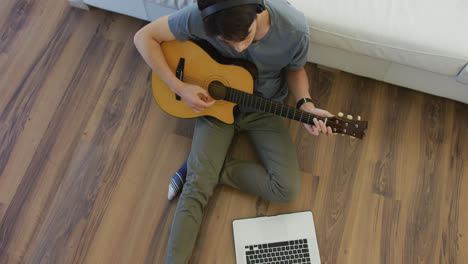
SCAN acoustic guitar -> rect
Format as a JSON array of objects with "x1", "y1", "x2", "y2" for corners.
[{"x1": 151, "y1": 40, "x2": 368, "y2": 139}]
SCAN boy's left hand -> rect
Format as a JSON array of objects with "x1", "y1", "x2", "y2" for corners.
[{"x1": 300, "y1": 103, "x2": 334, "y2": 136}]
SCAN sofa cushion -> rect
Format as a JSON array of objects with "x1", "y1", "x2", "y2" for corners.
[
  {"x1": 145, "y1": 0, "x2": 196, "y2": 10},
  {"x1": 289, "y1": 0, "x2": 468, "y2": 76},
  {"x1": 85, "y1": 0, "x2": 149, "y2": 20}
]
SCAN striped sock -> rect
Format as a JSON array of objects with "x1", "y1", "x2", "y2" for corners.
[{"x1": 168, "y1": 160, "x2": 188, "y2": 200}]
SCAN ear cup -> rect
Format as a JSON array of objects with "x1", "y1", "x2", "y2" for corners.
[
  {"x1": 201, "y1": 0, "x2": 266, "y2": 19},
  {"x1": 256, "y1": 0, "x2": 266, "y2": 13},
  {"x1": 256, "y1": 5, "x2": 264, "y2": 13}
]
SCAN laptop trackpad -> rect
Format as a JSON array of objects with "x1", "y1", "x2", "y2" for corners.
[{"x1": 260, "y1": 219, "x2": 288, "y2": 241}]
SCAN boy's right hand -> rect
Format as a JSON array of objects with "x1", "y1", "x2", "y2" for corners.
[{"x1": 177, "y1": 83, "x2": 215, "y2": 113}]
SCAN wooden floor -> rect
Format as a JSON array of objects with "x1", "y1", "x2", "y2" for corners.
[{"x1": 1, "y1": 1, "x2": 467, "y2": 263}]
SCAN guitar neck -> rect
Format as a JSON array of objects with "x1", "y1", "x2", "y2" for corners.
[
  {"x1": 220, "y1": 85, "x2": 327, "y2": 125},
  {"x1": 208, "y1": 80, "x2": 367, "y2": 139}
]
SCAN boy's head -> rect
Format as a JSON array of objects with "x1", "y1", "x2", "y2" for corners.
[{"x1": 198, "y1": 0, "x2": 265, "y2": 44}]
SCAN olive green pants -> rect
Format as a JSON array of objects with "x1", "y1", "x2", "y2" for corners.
[{"x1": 165, "y1": 112, "x2": 301, "y2": 264}]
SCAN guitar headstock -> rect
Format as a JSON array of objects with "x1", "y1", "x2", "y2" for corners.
[{"x1": 328, "y1": 112, "x2": 368, "y2": 139}]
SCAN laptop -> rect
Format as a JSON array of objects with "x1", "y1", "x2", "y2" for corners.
[{"x1": 233, "y1": 211, "x2": 321, "y2": 264}]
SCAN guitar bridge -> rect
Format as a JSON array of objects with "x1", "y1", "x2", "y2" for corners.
[{"x1": 175, "y1": 58, "x2": 185, "y2": 101}]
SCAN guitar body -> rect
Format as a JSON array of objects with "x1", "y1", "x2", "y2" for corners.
[{"x1": 152, "y1": 40, "x2": 256, "y2": 124}]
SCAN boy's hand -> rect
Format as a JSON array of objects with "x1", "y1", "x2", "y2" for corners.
[
  {"x1": 177, "y1": 83, "x2": 215, "y2": 113},
  {"x1": 300, "y1": 103, "x2": 333, "y2": 136}
]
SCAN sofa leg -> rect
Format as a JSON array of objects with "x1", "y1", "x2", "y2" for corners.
[{"x1": 68, "y1": 0, "x2": 90, "y2": 10}]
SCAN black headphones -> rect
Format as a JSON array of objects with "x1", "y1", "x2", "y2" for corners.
[{"x1": 201, "y1": 0, "x2": 266, "y2": 19}]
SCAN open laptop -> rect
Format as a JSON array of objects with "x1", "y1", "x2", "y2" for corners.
[{"x1": 233, "y1": 211, "x2": 320, "y2": 264}]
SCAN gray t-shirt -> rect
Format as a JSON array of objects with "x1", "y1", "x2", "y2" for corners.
[{"x1": 168, "y1": 0, "x2": 309, "y2": 109}]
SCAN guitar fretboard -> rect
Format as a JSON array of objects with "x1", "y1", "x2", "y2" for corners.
[{"x1": 209, "y1": 84, "x2": 327, "y2": 125}]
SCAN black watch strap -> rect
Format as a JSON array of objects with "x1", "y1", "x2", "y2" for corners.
[{"x1": 296, "y1": 98, "x2": 313, "y2": 109}]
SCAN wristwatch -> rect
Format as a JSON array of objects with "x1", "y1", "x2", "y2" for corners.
[{"x1": 296, "y1": 98, "x2": 313, "y2": 109}]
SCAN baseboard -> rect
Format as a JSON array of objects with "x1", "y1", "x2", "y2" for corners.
[
  {"x1": 68, "y1": 0, "x2": 90, "y2": 10},
  {"x1": 307, "y1": 42, "x2": 468, "y2": 104}
]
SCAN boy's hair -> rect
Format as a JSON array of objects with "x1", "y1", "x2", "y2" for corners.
[{"x1": 198, "y1": 0, "x2": 258, "y2": 42}]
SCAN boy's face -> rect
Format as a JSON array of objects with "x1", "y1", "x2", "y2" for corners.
[{"x1": 218, "y1": 20, "x2": 257, "y2": 53}]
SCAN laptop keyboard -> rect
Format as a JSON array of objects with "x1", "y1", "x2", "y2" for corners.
[{"x1": 244, "y1": 239, "x2": 312, "y2": 264}]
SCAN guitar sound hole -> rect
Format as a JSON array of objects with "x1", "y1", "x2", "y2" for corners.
[{"x1": 208, "y1": 81, "x2": 227, "y2": 100}]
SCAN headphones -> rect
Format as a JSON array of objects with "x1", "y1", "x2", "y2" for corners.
[{"x1": 201, "y1": 0, "x2": 266, "y2": 19}]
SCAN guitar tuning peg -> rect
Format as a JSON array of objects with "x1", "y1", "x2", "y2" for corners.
[
  {"x1": 338, "y1": 112, "x2": 344, "y2": 117},
  {"x1": 357, "y1": 115, "x2": 361, "y2": 121},
  {"x1": 347, "y1": 115, "x2": 353, "y2": 120}
]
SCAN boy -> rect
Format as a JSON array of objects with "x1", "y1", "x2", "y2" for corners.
[{"x1": 134, "y1": 0, "x2": 332, "y2": 263}]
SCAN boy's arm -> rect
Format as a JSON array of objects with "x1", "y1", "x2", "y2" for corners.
[
  {"x1": 286, "y1": 68, "x2": 333, "y2": 136},
  {"x1": 134, "y1": 16, "x2": 181, "y2": 92},
  {"x1": 286, "y1": 68, "x2": 312, "y2": 103},
  {"x1": 133, "y1": 16, "x2": 214, "y2": 113}
]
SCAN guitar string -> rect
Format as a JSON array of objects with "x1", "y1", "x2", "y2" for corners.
[
  {"x1": 180, "y1": 76, "x2": 328, "y2": 122},
  {"x1": 175, "y1": 75, "x2": 361, "y2": 133},
  {"x1": 179, "y1": 76, "x2": 360, "y2": 132}
]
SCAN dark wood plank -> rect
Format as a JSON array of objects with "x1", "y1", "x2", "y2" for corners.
[
  {"x1": 0, "y1": 8, "x2": 84, "y2": 178},
  {"x1": 370, "y1": 85, "x2": 415, "y2": 198},
  {"x1": 0, "y1": 202, "x2": 4, "y2": 224},
  {"x1": 0, "y1": 121, "x2": 10, "y2": 223},
  {"x1": 0, "y1": 52, "x2": 8, "y2": 80},
  {"x1": 0, "y1": 33, "x2": 124, "y2": 263},
  {"x1": 0, "y1": 9, "x2": 112, "y2": 233},
  {"x1": 25, "y1": 140, "x2": 106, "y2": 263},
  {"x1": 436, "y1": 101, "x2": 468, "y2": 263},
  {"x1": 69, "y1": 56, "x2": 154, "y2": 264},
  {"x1": 403, "y1": 95, "x2": 448, "y2": 263},
  {"x1": 380, "y1": 197, "x2": 402, "y2": 264},
  {"x1": 0, "y1": 0, "x2": 37, "y2": 52}
]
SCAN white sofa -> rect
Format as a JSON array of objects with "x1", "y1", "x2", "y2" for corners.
[{"x1": 70, "y1": 0, "x2": 468, "y2": 104}]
